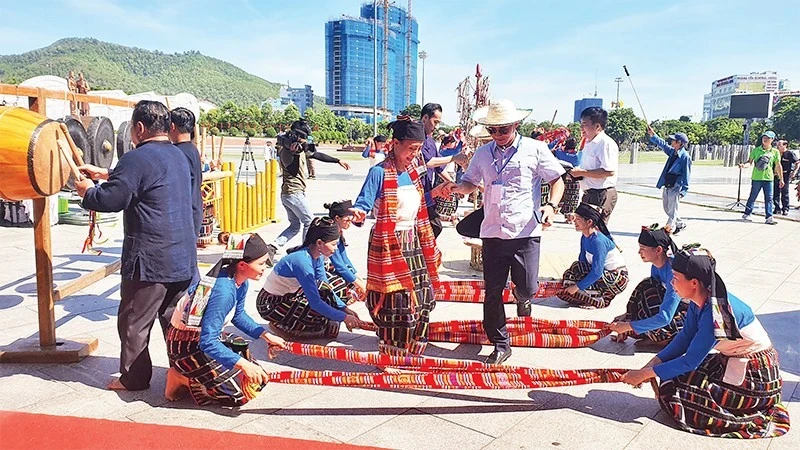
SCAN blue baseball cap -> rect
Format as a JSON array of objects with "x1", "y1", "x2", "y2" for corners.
[
  {"x1": 762, "y1": 130, "x2": 776, "y2": 139},
  {"x1": 667, "y1": 133, "x2": 689, "y2": 144}
]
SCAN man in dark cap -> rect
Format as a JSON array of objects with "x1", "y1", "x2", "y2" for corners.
[
  {"x1": 647, "y1": 127, "x2": 692, "y2": 234},
  {"x1": 76, "y1": 100, "x2": 197, "y2": 391},
  {"x1": 273, "y1": 119, "x2": 351, "y2": 249}
]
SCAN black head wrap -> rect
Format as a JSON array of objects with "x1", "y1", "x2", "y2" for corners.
[
  {"x1": 575, "y1": 202, "x2": 612, "y2": 240},
  {"x1": 324, "y1": 200, "x2": 354, "y2": 219},
  {"x1": 287, "y1": 217, "x2": 340, "y2": 253},
  {"x1": 638, "y1": 224, "x2": 677, "y2": 255},
  {"x1": 207, "y1": 233, "x2": 274, "y2": 278},
  {"x1": 672, "y1": 245, "x2": 742, "y2": 340},
  {"x1": 389, "y1": 115, "x2": 425, "y2": 141}
]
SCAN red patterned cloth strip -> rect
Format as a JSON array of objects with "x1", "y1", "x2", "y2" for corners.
[
  {"x1": 269, "y1": 342, "x2": 624, "y2": 389},
  {"x1": 436, "y1": 279, "x2": 565, "y2": 303},
  {"x1": 427, "y1": 317, "x2": 610, "y2": 348}
]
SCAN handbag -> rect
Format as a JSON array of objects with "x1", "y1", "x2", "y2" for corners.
[{"x1": 456, "y1": 207, "x2": 484, "y2": 238}]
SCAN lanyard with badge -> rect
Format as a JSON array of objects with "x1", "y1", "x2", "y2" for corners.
[{"x1": 488, "y1": 136, "x2": 518, "y2": 204}]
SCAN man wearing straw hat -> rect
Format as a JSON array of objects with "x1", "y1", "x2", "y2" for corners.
[{"x1": 445, "y1": 99, "x2": 565, "y2": 365}]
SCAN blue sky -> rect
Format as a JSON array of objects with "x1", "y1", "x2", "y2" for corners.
[{"x1": 2, "y1": 0, "x2": 798, "y2": 124}]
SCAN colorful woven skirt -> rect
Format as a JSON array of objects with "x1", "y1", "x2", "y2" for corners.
[
  {"x1": 165, "y1": 326, "x2": 262, "y2": 407},
  {"x1": 366, "y1": 228, "x2": 435, "y2": 356},
  {"x1": 324, "y1": 264, "x2": 361, "y2": 305},
  {"x1": 626, "y1": 277, "x2": 687, "y2": 342},
  {"x1": 427, "y1": 317, "x2": 610, "y2": 348},
  {"x1": 436, "y1": 279, "x2": 564, "y2": 303},
  {"x1": 658, "y1": 347, "x2": 791, "y2": 438},
  {"x1": 256, "y1": 282, "x2": 342, "y2": 339},
  {"x1": 559, "y1": 177, "x2": 581, "y2": 215},
  {"x1": 435, "y1": 194, "x2": 459, "y2": 221},
  {"x1": 558, "y1": 261, "x2": 629, "y2": 309}
]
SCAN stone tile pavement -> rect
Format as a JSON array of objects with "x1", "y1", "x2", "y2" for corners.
[{"x1": 0, "y1": 155, "x2": 797, "y2": 449}]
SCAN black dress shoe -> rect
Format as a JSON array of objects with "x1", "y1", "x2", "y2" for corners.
[
  {"x1": 516, "y1": 299, "x2": 531, "y2": 317},
  {"x1": 485, "y1": 349, "x2": 512, "y2": 365}
]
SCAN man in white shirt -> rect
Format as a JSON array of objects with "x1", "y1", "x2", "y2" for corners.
[
  {"x1": 569, "y1": 107, "x2": 619, "y2": 221},
  {"x1": 447, "y1": 100, "x2": 565, "y2": 365}
]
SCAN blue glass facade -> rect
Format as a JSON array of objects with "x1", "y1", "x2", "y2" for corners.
[
  {"x1": 326, "y1": 3, "x2": 418, "y2": 121},
  {"x1": 574, "y1": 98, "x2": 603, "y2": 122}
]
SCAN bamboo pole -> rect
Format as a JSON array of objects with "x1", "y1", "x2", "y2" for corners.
[
  {"x1": 268, "y1": 159, "x2": 278, "y2": 221},
  {"x1": 236, "y1": 181, "x2": 245, "y2": 232}
]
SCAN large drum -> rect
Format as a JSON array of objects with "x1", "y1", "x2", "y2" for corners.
[{"x1": 0, "y1": 107, "x2": 72, "y2": 201}]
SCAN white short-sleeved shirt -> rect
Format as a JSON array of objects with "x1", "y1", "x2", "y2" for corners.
[
  {"x1": 579, "y1": 131, "x2": 619, "y2": 190},
  {"x1": 462, "y1": 134, "x2": 565, "y2": 239}
]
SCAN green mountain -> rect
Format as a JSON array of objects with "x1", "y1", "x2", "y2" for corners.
[{"x1": 0, "y1": 38, "x2": 322, "y2": 108}]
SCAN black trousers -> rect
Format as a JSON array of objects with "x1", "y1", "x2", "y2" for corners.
[
  {"x1": 118, "y1": 277, "x2": 190, "y2": 390},
  {"x1": 774, "y1": 176, "x2": 791, "y2": 212},
  {"x1": 427, "y1": 204, "x2": 442, "y2": 238},
  {"x1": 482, "y1": 237, "x2": 541, "y2": 352},
  {"x1": 581, "y1": 187, "x2": 618, "y2": 221}
]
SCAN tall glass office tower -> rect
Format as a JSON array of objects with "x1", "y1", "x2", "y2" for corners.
[{"x1": 325, "y1": 3, "x2": 418, "y2": 123}]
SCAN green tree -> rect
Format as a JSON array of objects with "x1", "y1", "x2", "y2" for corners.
[
  {"x1": 281, "y1": 104, "x2": 300, "y2": 127},
  {"x1": 772, "y1": 97, "x2": 800, "y2": 142},
  {"x1": 401, "y1": 103, "x2": 422, "y2": 118},
  {"x1": 679, "y1": 115, "x2": 692, "y2": 122},
  {"x1": 606, "y1": 108, "x2": 646, "y2": 145},
  {"x1": 705, "y1": 117, "x2": 743, "y2": 145},
  {"x1": 566, "y1": 122, "x2": 581, "y2": 141}
]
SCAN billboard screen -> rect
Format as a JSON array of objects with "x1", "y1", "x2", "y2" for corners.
[{"x1": 728, "y1": 93, "x2": 772, "y2": 119}]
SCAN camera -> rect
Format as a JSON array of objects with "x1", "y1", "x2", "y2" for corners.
[{"x1": 278, "y1": 119, "x2": 316, "y2": 155}]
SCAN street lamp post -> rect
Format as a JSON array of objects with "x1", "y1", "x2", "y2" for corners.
[
  {"x1": 418, "y1": 50, "x2": 428, "y2": 106},
  {"x1": 614, "y1": 77, "x2": 623, "y2": 108}
]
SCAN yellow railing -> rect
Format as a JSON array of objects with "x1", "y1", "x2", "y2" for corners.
[{"x1": 219, "y1": 160, "x2": 278, "y2": 233}]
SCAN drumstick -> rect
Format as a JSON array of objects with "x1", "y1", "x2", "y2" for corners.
[
  {"x1": 623, "y1": 65, "x2": 649, "y2": 124},
  {"x1": 550, "y1": 109, "x2": 558, "y2": 126},
  {"x1": 57, "y1": 137, "x2": 84, "y2": 181},
  {"x1": 59, "y1": 123, "x2": 87, "y2": 166}
]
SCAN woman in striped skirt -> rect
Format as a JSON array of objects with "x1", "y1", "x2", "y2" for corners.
[
  {"x1": 608, "y1": 225, "x2": 687, "y2": 344},
  {"x1": 558, "y1": 202, "x2": 628, "y2": 309},
  {"x1": 350, "y1": 117, "x2": 448, "y2": 356},
  {"x1": 322, "y1": 200, "x2": 366, "y2": 305},
  {"x1": 622, "y1": 246, "x2": 790, "y2": 438},
  {"x1": 256, "y1": 218, "x2": 362, "y2": 339},
  {"x1": 165, "y1": 233, "x2": 286, "y2": 406}
]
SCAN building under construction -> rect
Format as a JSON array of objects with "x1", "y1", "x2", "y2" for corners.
[{"x1": 325, "y1": 2, "x2": 419, "y2": 123}]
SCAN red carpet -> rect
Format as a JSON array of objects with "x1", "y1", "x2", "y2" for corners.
[{"x1": 0, "y1": 411, "x2": 385, "y2": 450}]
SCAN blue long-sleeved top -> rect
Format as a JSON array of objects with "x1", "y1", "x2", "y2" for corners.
[
  {"x1": 198, "y1": 277, "x2": 266, "y2": 370},
  {"x1": 82, "y1": 140, "x2": 197, "y2": 283},
  {"x1": 630, "y1": 259, "x2": 683, "y2": 334},
  {"x1": 650, "y1": 135, "x2": 691, "y2": 196},
  {"x1": 553, "y1": 149, "x2": 582, "y2": 167},
  {"x1": 361, "y1": 144, "x2": 384, "y2": 159},
  {"x1": 329, "y1": 239, "x2": 358, "y2": 283},
  {"x1": 439, "y1": 141, "x2": 464, "y2": 157},
  {"x1": 353, "y1": 164, "x2": 431, "y2": 212},
  {"x1": 268, "y1": 249, "x2": 347, "y2": 322},
  {"x1": 576, "y1": 232, "x2": 617, "y2": 291},
  {"x1": 175, "y1": 141, "x2": 204, "y2": 236},
  {"x1": 653, "y1": 293, "x2": 755, "y2": 380}
]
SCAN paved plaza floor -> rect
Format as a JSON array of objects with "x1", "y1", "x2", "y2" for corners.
[{"x1": 0, "y1": 154, "x2": 797, "y2": 449}]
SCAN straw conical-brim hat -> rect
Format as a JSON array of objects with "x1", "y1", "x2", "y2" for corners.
[
  {"x1": 473, "y1": 99, "x2": 530, "y2": 126},
  {"x1": 469, "y1": 124, "x2": 491, "y2": 139}
]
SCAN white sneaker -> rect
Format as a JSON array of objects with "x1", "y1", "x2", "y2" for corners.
[
  {"x1": 765, "y1": 217, "x2": 778, "y2": 225},
  {"x1": 741, "y1": 214, "x2": 752, "y2": 221}
]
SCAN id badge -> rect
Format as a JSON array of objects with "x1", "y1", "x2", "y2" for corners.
[
  {"x1": 722, "y1": 357, "x2": 748, "y2": 386},
  {"x1": 488, "y1": 180, "x2": 503, "y2": 204}
]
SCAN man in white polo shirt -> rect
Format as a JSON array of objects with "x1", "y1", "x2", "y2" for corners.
[
  {"x1": 569, "y1": 107, "x2": 619, "y2": 221},
  {"x1": 447, "y1": 99, "x2": 565, "y2": 365}
]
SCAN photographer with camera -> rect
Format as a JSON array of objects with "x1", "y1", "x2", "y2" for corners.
[{"x1": 273, "y1": 119, "x2": 351, "y2": 249}]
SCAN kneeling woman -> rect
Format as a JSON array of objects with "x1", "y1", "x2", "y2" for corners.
[
  {"x1": 256, "y1": 217, "x2": 361, "y2": 338},
  {"x1": 608, "y1": 225, "x2": 687, "y2": 343},
  {"x1": 323, "y1": 200, "x2": 367, "y2": 304},
  {"x1": 623, "y1": 246, "x2": 790, "y2": 438},
  {"x1": 165, "y1": 233, "x2": 286, "y2": 406},
  {"x1": 558, "y1": 202, "x2": 628, "y2": 308},
  {"x1": 350, "y1": 117, "x2": 446, "y2": 356}
]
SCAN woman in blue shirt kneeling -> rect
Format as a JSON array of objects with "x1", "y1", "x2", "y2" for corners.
[
  {"x1": 558, "y1": 202, "x2": 628, "y2": 308},
  {"x1": 165, "y1": 233, "x2": 286, "y2": 406},
  {"x1": 256, "y1": 217, "x2": 362, "y2": 339},
  {"x1": 607, "y1": 225, "x2": 687, "y2": 344},
  {"x1": 622, "y1": 246, "x2": 790, "y2": 439},
  {"x1": 323, "y1": 200, "x2": 367, "y2": 304}
]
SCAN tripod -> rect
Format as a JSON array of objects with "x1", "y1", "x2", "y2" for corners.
[
  {"x1": 725, "y1": 166, "x2": 746, "y2": 210},
  {"x1": 236, "y1": 137, "x2": 256, "y2": 183}
]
